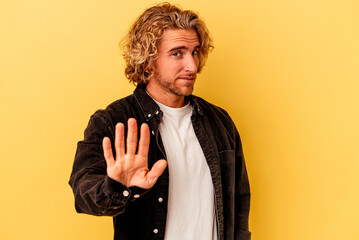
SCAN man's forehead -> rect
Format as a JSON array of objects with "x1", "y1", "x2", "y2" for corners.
[{"x1": 159, "y1": 29, "x2": 199, "y2": 49}]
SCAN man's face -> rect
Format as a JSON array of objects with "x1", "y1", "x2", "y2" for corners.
[{"x1": 149, "y1": 28, "x2": 200, "y2": 98}]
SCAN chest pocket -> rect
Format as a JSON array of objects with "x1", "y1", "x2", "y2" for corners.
[{"x1": 219, "y1": 150, "x2": 235, "y2": 195}]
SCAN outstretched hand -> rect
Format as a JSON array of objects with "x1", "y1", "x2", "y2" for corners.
[{"x1": 102, "y1": 118, "x2": 167, "y2": 189}]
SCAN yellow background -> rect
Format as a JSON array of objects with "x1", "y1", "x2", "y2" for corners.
[{"x1": 1, "y1": 0, "x2": 358, "y2": 239}]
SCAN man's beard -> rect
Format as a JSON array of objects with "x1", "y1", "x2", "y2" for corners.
[{"x1": 152, "y1": 69, "x2": 196, "y2": 97}]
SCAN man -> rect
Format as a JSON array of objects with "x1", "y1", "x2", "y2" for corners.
[{"x1": 69, "y1": 3, "x2": 251, "y2": 240}]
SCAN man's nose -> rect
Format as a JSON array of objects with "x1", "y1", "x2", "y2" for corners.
[{"x1": 184, "y1": 55, "x2": 198, "y2": 73}]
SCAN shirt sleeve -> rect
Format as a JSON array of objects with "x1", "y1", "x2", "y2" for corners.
[
  {"x1": 234, "y1": 126, "x2": 251, "y2": 240},
  {"x1": 68, "y1": 110, "x2": 149, "y2": 216}
]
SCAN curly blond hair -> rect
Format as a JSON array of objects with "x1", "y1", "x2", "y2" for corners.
[{"x1": 121, "y1": 2, "x2": 214, "y2": 85}]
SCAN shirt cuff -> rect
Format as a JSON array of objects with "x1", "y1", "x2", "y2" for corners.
[{"x1": 102, "y1": 176, "x2": 150, "y2": 204}]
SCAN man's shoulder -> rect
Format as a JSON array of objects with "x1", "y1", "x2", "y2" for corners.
[
  {"x1": 105, "y1": 93, "x2": 135, "y2": 112},
  {"x1": 192, "y1": 95, "x2": 232, "y2": 118},
  {"x1": 88, "y1": 93, "x2": 136, "y2": 125},
  {"x1": 192, "y1": 95, "x2": 239, "y2": 136}
]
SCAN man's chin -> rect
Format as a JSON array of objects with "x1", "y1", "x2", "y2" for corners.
[{"x1": 179, "y1": 86, "x2": 194, "y2": 97}]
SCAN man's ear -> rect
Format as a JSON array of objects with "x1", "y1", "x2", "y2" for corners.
[
  {"x1": 147, "y1": 61, "x2": 155, "y2": 75},
  {"x1": 147, "y1": 62, "x2": 153, "y2": 71},
  {"x1": 145, "y1": 63, "x2": 153, "y2": 78}
]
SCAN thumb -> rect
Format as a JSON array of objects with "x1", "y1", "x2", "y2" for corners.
[{"x1": 147, "y1": 159, "x2": 167, "y2": 185}]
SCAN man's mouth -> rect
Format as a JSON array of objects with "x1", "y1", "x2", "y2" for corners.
[{"x1": 178, "y1": 75, "x2": 196, "y2": 81}]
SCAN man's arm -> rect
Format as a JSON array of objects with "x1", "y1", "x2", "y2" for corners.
[
  {"x1": 234, "y1": 127, "x2": 251, "y2": 240},
  {"x1": 69, "y1": 113, "x2": 166, "y2": 216}
]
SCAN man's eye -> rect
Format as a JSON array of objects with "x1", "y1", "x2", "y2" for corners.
[
  {"x1": 172, "y1": 52, "x2": 180, "y2": 57},
  {"x1": 192, "y1": 50, "x2": 199, "y2": 55}
]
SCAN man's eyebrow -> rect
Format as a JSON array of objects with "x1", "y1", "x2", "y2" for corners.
[{"x1": 167, "y1": 45, "x2": 200, "y2": 53}]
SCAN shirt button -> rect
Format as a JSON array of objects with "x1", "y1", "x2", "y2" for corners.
[
  {"x1": 133, "y1": 194, "x2": 140, "y2": 199},
  {"x1": 151, "y1": 130, "x2": 155, "y2": 135},
  {"x1": 147, "y1": 114, "x2": 152, "y2": 118},
  {"x1": 158, "y1": 197, "x2": 163, "y2": 203},
  {"x1": 155, "y1": 110, "x2": 159, "y2": 115},
  {"x1": 123, "y1": 190, "x2": 129, "y2": 197},
  {"x1": 153, "y1": 229, "x2": 159, "y2": 234}
]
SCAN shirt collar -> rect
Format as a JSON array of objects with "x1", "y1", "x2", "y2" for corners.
[{"x1": 133, "y1": 83, "x2": 203, "y2": 121}]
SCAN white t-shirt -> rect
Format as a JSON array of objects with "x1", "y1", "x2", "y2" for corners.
[{"x1": 154, "y1": 100, "x2": 218, "y2": 240}]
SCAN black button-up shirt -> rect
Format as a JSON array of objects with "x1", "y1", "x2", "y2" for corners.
[{"x1": 69, "y1": 84, "x2": 251, "y2": 240}]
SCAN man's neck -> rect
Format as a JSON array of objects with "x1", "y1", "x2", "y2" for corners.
[{"x1": 145, "y1": 83, "x2": 186, "y2": 108}]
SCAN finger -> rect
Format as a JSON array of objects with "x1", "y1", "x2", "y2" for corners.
[
  {"x1": 114, "y1": 122, "x2": 125, "y2": 159},
  {"x1": 103, "y1": 137, "x2": 115, "y2": 167},
  {"x1": 126, "y1": 118, "x2": 138, "y2": 156},
  {"x1": 138, "y1": 123, "x2": 150, "y2": 159},
  {"x1": 147, "y1": 159, "x2": 167, "y2": 186}
]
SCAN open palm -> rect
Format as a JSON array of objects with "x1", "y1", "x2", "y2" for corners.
[{"x1": 102, "y1": 118, "x2": 167, "y2": 189}]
